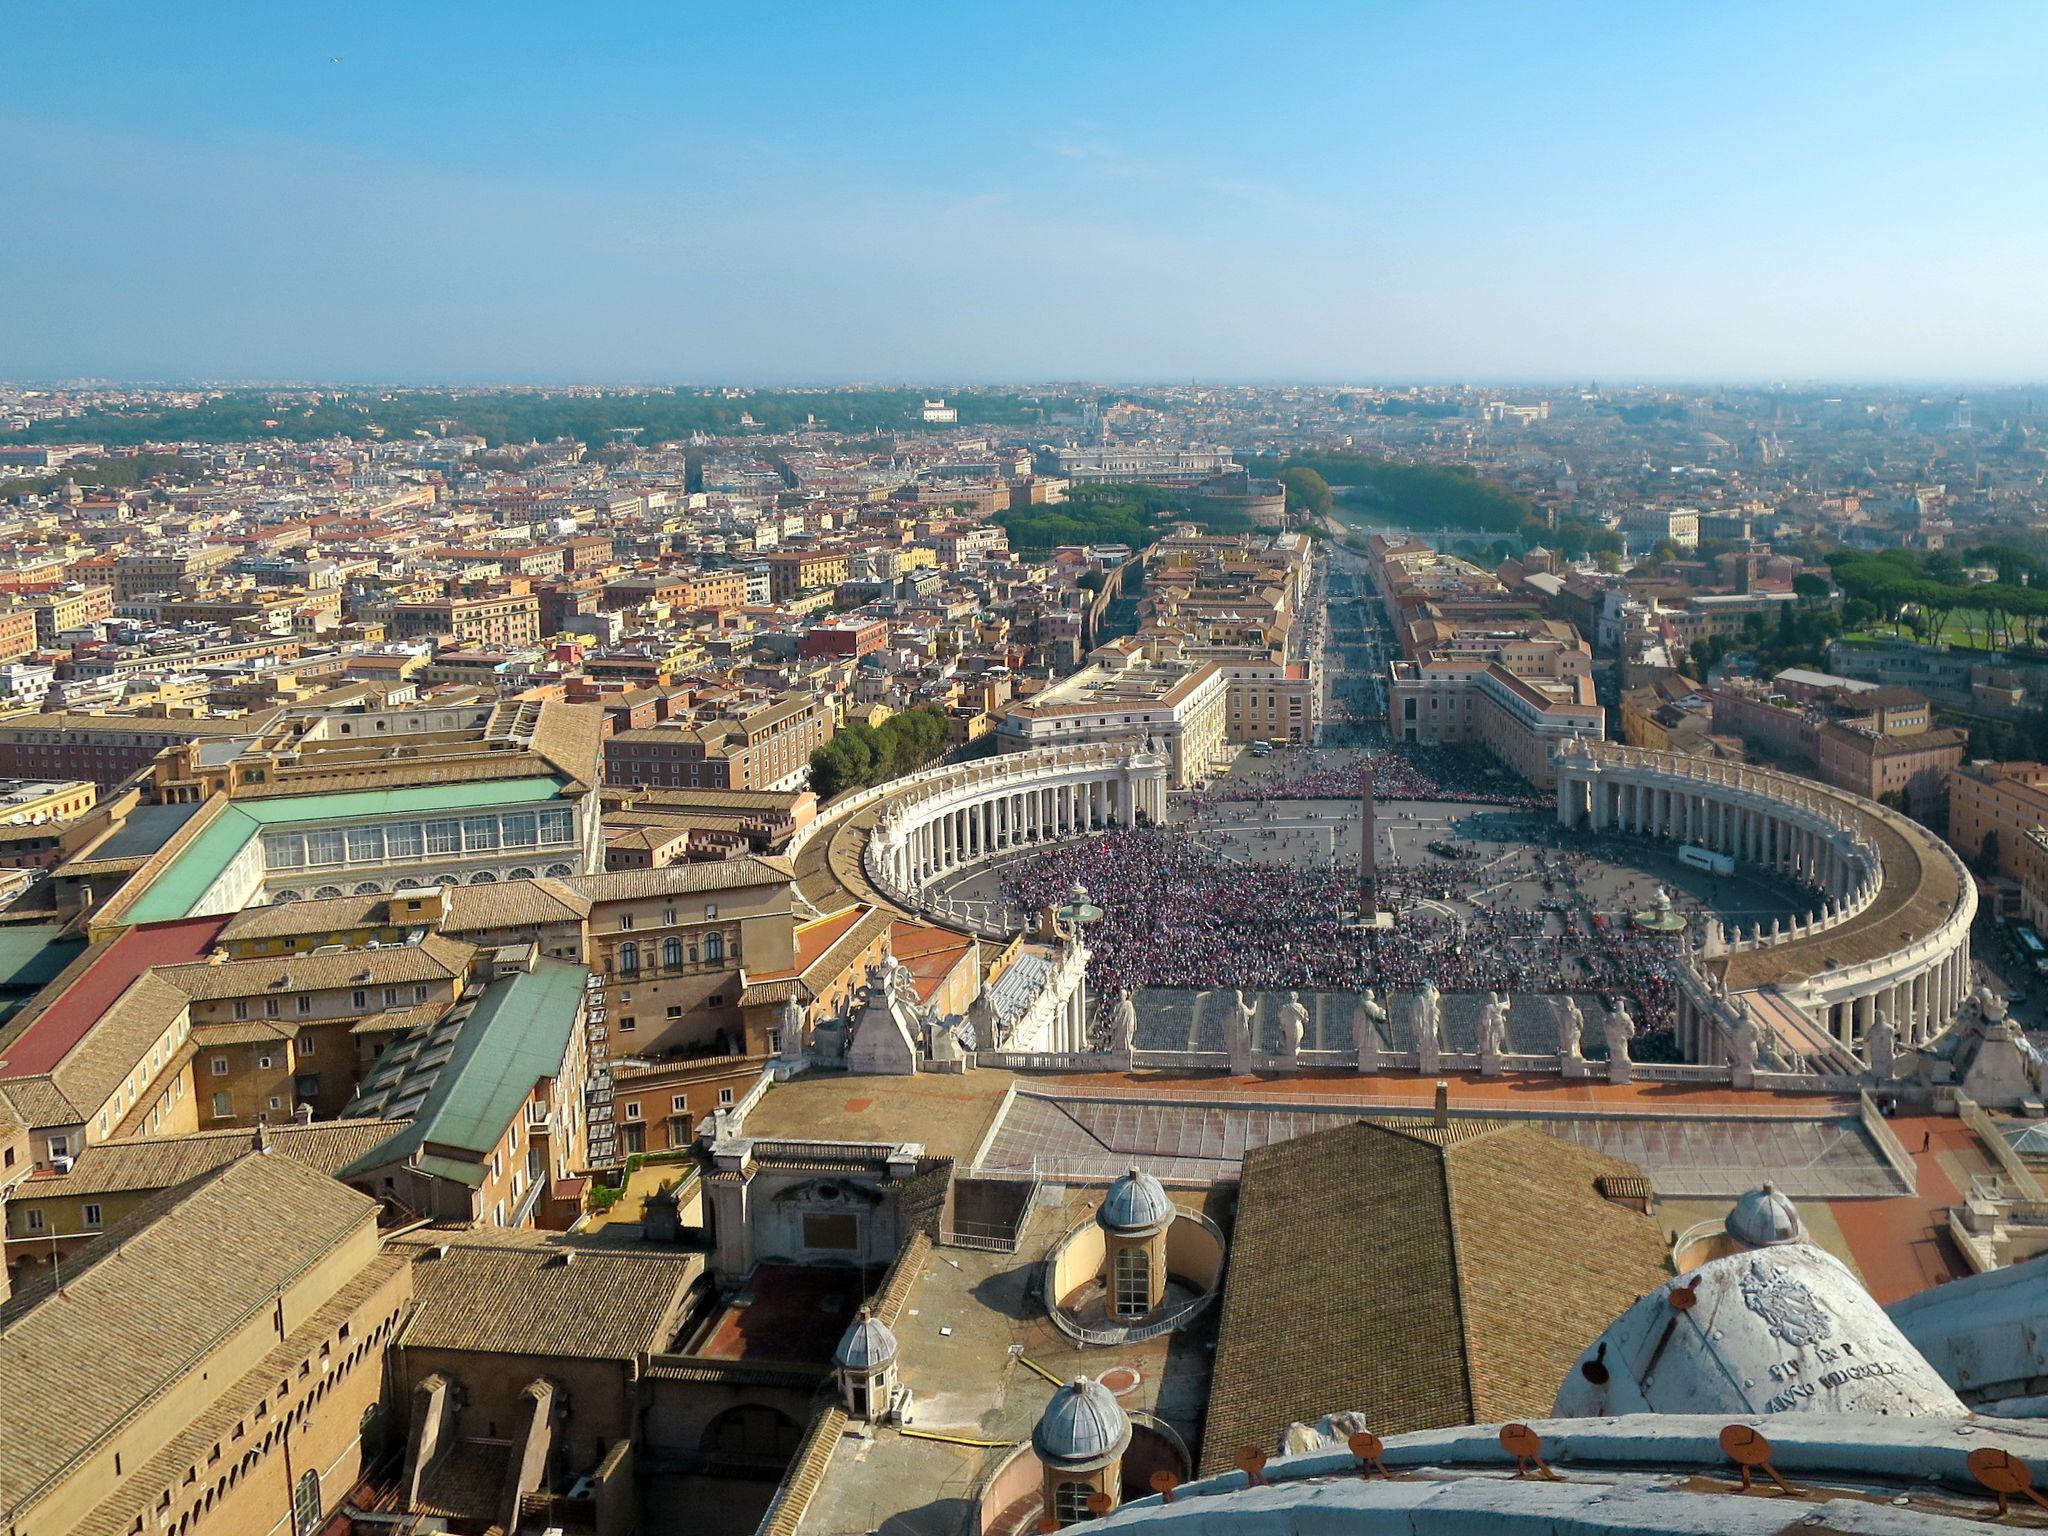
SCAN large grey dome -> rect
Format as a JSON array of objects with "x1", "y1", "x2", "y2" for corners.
[
  {"x1": 1098, "y1": 1165, "x2": 1173, "y2": 1236},
  {"x1": 1554, "y1": 1242, "x2": 1963, "y2": 1421},
  {"x1": 833, "y1": 1309, "x2": 898, "y2": 1371},
  {"x1": 1727, "y1": 1183, "x2": 1806, "y2": 1247},
  {"x1": 1034, "y1": 1376, "x2": 1131, "y2": 1470}
]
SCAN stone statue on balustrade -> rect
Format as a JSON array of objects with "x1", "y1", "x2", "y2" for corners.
[
  {"x1": 1603, "y1": 998, "x2": 1635, "y2": 1085},
  {"x1": 1864, "y1": 1012, "x2": 1897, "y2": 1084},
  {"x1": 1726, "y1": 1005, "x2": 1758, "y2": 1089},
  {"x1": 1226, "y1": 988, "x2": 1256, "y2": 1075},
  {"x1": 1415, "y1": 981, "x2": 1443, "y2": 1075},
  {"x1": 1105, "y1": 991, "x2": 1138, "y2": 1064},
  {"x1": 1477, "y1": 991, "x2": 1509, "y2": 1077},
  {"x1": 1275, "y1": 989, "x2": 1308, "y2": 1071},
  {"x1": 1354, "y1": 989, "x2": 1387, "y2": 1073},
  {"x1": 778, "y1": 994, "x2": 808, "y2": 1062},
  {"x1": 1556, "y1": 996, "x2": 1586, "y2": 1073}
]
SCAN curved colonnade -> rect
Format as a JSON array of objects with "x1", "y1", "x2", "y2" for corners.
[
  {"x1": 1554, "y1": 739, "x2": 1975, "y2": 1066},
  {"x1": 856, "y1": 746, "x2": 1171, "y2": 934}
]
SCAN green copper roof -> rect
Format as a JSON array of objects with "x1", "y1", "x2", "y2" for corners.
[
  {"x1": 339, "y1": 958, "x2": 587, "y2": 1180},
  {"x1": 120, "y1": 776, "x2": 568, "y2": 926}
]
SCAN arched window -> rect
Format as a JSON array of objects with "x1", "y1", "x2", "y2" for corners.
[
  {"x1": 313, "y1": 886, "x2": 343, "y2": 900},
  {"x1": 545, "y1": 863, "x2": 574, "y2": 878},
  {"x1": 662, "y1": 937, "x2": 683, "y2": 970},
  {"x1": 359, "y1": 1403, "x2": 385, "y2": 1464},
  {"x1": 1053, "y1": 1480, "x2": 1095, "y2": 1525},
  {"x1": 1114, "y1": 1245, "x2": 1150, "y2": 1319},
  {"x1": 703, "y1": 1405, "x2": 801, "y2": 1459},
  {"x1": 292, "y1": 1469, "x2": 321, "y2": 1536},
  {"x1": 617, "y1": 942, "x2": 640, "y2": 976},
  {"x1": 353, "y1": 883, "x2": 381, "y2": 895},
  {"x1": 468, "y1": 870, "x2": 496, "y2": 884},
  {"x1": 508, "y1": 867, "x2": 537, "y2": 881},
  {"x1": 705, "y1": 932, "x2": 725, "y2": 962}
]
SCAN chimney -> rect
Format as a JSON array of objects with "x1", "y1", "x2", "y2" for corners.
[{"x1": 1433, "y1": 1081, "x2": 1449, "y2": 1128}]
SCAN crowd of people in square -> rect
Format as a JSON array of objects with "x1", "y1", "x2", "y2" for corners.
[{"x1": 989, "y1": 747, "x2": 1772, "y2": 1048}]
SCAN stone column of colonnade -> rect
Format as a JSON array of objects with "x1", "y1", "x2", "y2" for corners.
[{"x1": 887, "y1": 766, "x2": 1147, "y2": 894}]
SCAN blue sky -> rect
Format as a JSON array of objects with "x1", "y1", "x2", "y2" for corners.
[{"x1": 4, "y1": 2, "x2": 2046, "y2": 384}]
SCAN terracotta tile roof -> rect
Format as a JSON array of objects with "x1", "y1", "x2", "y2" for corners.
[
  {"x1": 0, "y1": 1152, "x2": 380, "y2": 1514},
  {"x1": 12, "y1": 1119, "x2": 409, "y2": 1199},
  {"x1": 559, "y1": 855, "x2": 795, "y2": 903},
  {"x1": 155, "y1": 934, "x2": 475, "y2": 1000},
  {"x1": 1201, "y1": 1119, "x2": 1669, "y2": 1471},
  {"x1": 392, "y1": 1232, "x2": 697, "y2": 1361},
  {"x1": 442, "y1": 876, "x2": 593, "y2": 930}
]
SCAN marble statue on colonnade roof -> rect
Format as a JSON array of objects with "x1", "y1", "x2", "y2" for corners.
[
  {"x1": 1226, "y1": 988, "x2": 1256, "y2": 1075},
  {"x1": 1865, "y1": 1012, "x2": 1897, "y2": 1083},
  {"x1": 1477, "y1": 991, "x2": 1509, "y2": 1077},
  {"x1": 1604, "y1": 998, "x2": 1635, "y2": 1085},
  {"x1": 1353, "y1": 989, "x2": 1387, "y2": 1073},
  {"x1": 1275, "y1": 989, "x2": 1308, "y2": 1070},
  {"x1": 1105, "y1": 987, "x2": 1136, "y2": 1069},
  {"x1": 1556, "y1": 995, "x2": 1585, "y2": 1065},
  {"x1": 1415, "y1": 980, "x2": 1443, "y2": 1075},
  {"x1": 1726, "y1": 1003, "x2": 1758, "y2": 1089}
]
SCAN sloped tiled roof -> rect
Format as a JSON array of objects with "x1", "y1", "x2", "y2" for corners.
[
  {"x1": 1201, "y1": 1119, "x2": 1668, "y2": 1471},
  {"x1": 0, "y1": 1153, "x2": 379, "y2": 1513},
  {"x1": 10, "y1": 1119, "x2": 410, "y2": 1199},
  {"x1": 393, "y1": 1231, "x2": 696, "y2": 1360}
]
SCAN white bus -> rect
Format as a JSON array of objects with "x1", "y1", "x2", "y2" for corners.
[{"x1": 1678, "y1": 845, "x2": 1735, "y2": 877}]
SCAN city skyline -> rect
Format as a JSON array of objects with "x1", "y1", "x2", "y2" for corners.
[{"x1": 5, "y1": 1, "x2": 2048, "y2": 383}]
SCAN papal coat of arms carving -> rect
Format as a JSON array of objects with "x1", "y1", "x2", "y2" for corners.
[{"x1": 1740, "y1": 1258, "x2": 1834, "y2": 1348}]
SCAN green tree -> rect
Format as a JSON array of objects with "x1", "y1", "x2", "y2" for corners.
[
  {"x1": 1279, "y1": 467, "x2": 1334, "y2": 522},
  {"x1": 1793, "y1": 571, "x2": 1832, "y2": 607}
]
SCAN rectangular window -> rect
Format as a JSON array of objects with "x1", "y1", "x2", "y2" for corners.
[
  {"x1": 666, "y1": 1004, "x2": 682, "y2": 1018},
  {"x1": 25, "y1": 1208, "x2": 44, "y2": 1231},
  {"x1": 212, "y1": 1092, "x2": 231, "y2": 1118},
  {"x1": 211, "y1": 1057, "x2": 228, "y2": 1076},
  {"x1": 461, "y1": 816, "x2": 499, "y2": 851},
  {"x1": 803, "y1": 1212, "x2": 859, "y2": 1251},
  {"x1": 672, "y1": 1094, "x2": 688, "y2": 1113},
  {"x1": 424, "y1": 820, "x2": 460, "y2": 855},
  {"x1": 617, "y1": 913, "x2": 635, "y2": 931},
  {"x1": 386, "y1": 822, "x2": 424, "y2": 858},
  {"x1": 296, "y1": 994, "x2": 312, "y2": 1015},
  {"x1": 263, "y1": 998, "x2": 280, "y2": 1018},
  {"x1": 84, "y1": 1202, "x2": 103, "y2": 1227},
  {"x1": 299, "y1": 1034, "x2": 314, "y2": 1056},
  {"x1": 265, "y1": 834, "x2": 305, "y2": 869},
  {"x1": 233, "y1": 1001, "x2": 249, "y2": 1021},
  {"x1": 619, "y1": 1015, "x2": 636, "y2": 1032},
  {"x1": 414, "y1": 984, "x2": 429, "y2": 1003},
  {"x1": 719, "y1": 1087, "x2": 735, "y2": 1106},
  {"x1": 351, "y1": 989, "x2": 367, "y2": 1008},
  {"x1": 345, "y1": 825, "x2": 385, "y2": 863},
  {"x1": 501, "y1": 812, "x2": 538, "y2": 848},
  {"x1": 624, "y1": 1102, "x2": 641, "y2": 1119},
  {"x1": 538, "y1": 808, "x2": 574, "y2": 843},
  {"x1": 257, "y1": 1055, "x2": 272, "y2": 1070},
  {"x1": 304, "y1": 829, "x2": 344, "y2": 866}
]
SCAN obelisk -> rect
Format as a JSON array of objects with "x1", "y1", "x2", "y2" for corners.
[{"x1": 1360, "y1": 759, "x2": 1376, "y2": 900}]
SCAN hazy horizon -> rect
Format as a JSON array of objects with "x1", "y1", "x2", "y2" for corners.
[{"x1": 6, "y1": 1, "x2": 2047, "y2": 384}]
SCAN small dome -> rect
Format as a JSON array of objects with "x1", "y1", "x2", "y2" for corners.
[
  {"x1": 1554, "y1": 1242, "x2": 1963, "y2": 1421},
  {"x1": 833, "y1": 1309, "x2": 897, "y2": 1372},
  {"x1": 1098, "y1": 1166, "x2": 1173, "y2": 1236},
  {"x1": 1033, "y1": 1376, "x2": 1131, "y2": 1471},
  {"x1": 1727, "y1": 1183, "x2": 1806, "y2": 1247}
]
